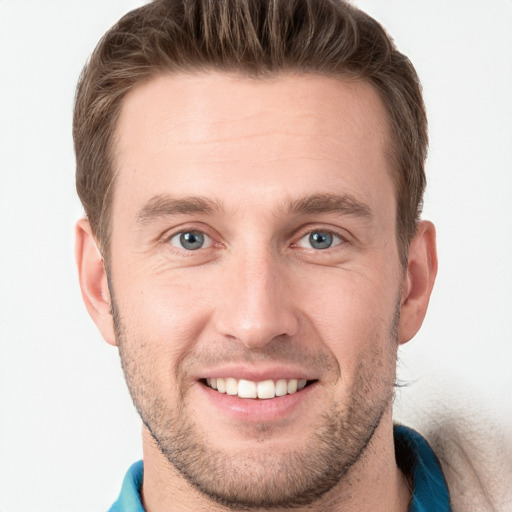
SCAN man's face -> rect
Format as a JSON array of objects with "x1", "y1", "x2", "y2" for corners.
[{"x1": 109, "y1": 73, "x2": 405, "y2": 507}]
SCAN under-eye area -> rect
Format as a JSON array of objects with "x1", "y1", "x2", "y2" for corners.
[{"x1": 202, "y1": 377, "x2": 316, "y2": 399}]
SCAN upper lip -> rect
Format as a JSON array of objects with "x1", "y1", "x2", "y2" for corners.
[{"x1": 197, "y1": 365, "x2": 317, "y2": 382}]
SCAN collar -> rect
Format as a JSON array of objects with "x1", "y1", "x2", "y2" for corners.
[{"x1": 394, "y1": 425, "x2": 452, "y2": 511}]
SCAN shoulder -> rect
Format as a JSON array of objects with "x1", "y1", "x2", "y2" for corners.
[{"x1": 419, "y1": 415, "x2": 512, "y2": 512}]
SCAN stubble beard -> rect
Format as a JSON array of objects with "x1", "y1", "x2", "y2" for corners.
[{"x1": 113, "y1": 301, "x2": 399, "y2": 510}]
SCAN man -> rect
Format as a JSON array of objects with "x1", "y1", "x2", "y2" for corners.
[{"x1": 74, "y1": 0, "x2": 444, "y2": 510}]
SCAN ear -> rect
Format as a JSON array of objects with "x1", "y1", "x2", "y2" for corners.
[
  {"x1": 75, "y1": 218, "x2": 117, "y2": 346},
  {"x1": 398, "y1": 220, "x2": 438, "y2": 344}
]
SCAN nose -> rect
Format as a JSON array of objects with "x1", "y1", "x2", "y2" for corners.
[{"x1": 214, "y1": 248, "x2": 299, "y2": 349}]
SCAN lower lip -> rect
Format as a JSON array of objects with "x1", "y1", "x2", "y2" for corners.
[{"x1": 199, "y1": 382, "x2": 316, "y2": 423}]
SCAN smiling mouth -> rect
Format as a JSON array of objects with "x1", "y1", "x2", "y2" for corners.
[{"x1": 203, "y1": 377, "x2": 315, "y2": 399}]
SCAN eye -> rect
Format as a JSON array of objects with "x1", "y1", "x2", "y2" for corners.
[
  {"x1": 169, "y1": 230, "x2": 212, "y2": 251},
  {"x1": 297, "y1": 230, "x2": 344, "y2": 250}
]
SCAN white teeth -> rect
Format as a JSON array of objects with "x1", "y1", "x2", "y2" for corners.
[
  {"x1": 217, "y1": 378, "x2": 226, "y2": 393},
  {"x1": 257, "y1": 380, "x2": 275, "y2": 399},
  {"x1": 225, "y1": 377, "x2": 238, "y2": 396},
  {"x1": 275, "y1": 379, "x2": 288, "y2": 396},
  {"x1": 238, "y1": 379, "x2": 257, "y2": 398},
  {"x1": 205, "y1": 377, "x2": 310, "y2": 399},
  {"x1": 287, "y1": 379, "x2": 298, "y2": 394}
]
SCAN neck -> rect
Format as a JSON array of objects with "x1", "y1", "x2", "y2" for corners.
[{"x1": 141, "y1": 410, "x2": 411, "y2": 512}]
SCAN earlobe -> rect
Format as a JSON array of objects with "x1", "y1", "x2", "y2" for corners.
[
  {"x1": 75, "y1": 218, "x2": 117, "y2": 346},
  {"x1": 398, "y1": 221, "x2": 438, "y2": 345}
]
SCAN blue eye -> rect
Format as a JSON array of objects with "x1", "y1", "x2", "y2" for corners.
[
  {"x1": 298, "y1": 230, "x2": 343, "y2": 250},
  {"x1": 169, "y1": 230, "x2": 211, "y2": 250}
]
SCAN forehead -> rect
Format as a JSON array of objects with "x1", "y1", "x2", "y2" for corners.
[{"x1": 112, "y1": 72, "x2": 394, "y2": 219}]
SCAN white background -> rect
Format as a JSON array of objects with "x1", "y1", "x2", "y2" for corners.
[{"x1": 0, "y1": 1, "x2": 511, "y2": 510}]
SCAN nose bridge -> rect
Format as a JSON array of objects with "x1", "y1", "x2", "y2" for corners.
[{"x1": 216, "y1": 243, "x2": 298, "y2": 348}]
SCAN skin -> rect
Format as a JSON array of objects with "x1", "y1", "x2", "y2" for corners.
[{"x1": 76, "y1": 73, "x2": 437, "y2": 511}]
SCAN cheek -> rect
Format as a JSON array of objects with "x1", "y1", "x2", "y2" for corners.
[
  {"x1": 114, "y1": 271, "x2": 215, "y2": 371},
  {"x1": 299, "y1": 266, "x2": 400, "y2": 364}
]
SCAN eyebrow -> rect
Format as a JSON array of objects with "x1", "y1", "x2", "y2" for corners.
[
  {"x1": 136, "y1": 192, "x2": 372, "y2": 224},
  {"x1": 136, "y1": 195, "x2": 224, "y2": 224},
  {"x1": 286, "y1": 193, "x2": 372, "y2": 219}
]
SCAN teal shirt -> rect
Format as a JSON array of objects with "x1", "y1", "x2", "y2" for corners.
[
  {"x1": 394, "y1": 425, "x2": 451, "y2": 512},
  {"x1": 109, "y1": 426, "x2": 451, "y2": 511}
]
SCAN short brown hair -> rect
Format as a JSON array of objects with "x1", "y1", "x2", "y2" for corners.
[{"x1": 74, "y1": 0, "x2": 427, "y2": 265}]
